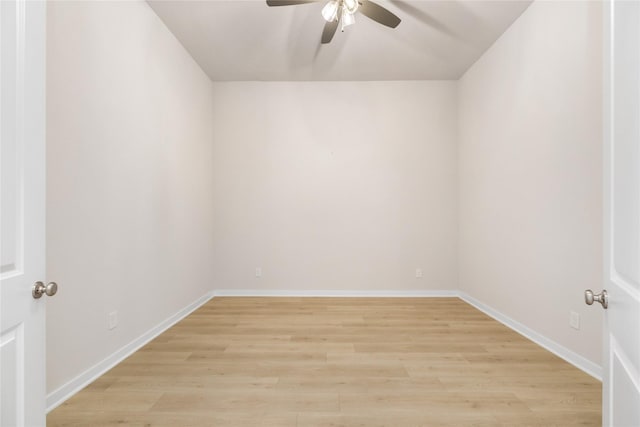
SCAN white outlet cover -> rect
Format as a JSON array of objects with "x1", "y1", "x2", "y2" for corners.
[
  {"x1": 108, "y1": 311, "x2": 118, "y2": 330},
  {"x1": 569, "y1": 311, "x2": 580, "y2": 330},
  {"x1": 415, "y1": 268, "x2": 423, "y2": 278},
  {"x1": 255, "y1": 267, "x2": 262, "y2": 278}
]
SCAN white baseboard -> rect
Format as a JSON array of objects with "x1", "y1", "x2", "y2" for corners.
[
  {"x1": 46, "y1": 290, "x2": 215, "y2": 413},
  {"x1": 458, "y1": 291, "x2": 602, "y2": 381},
  {"x1": 212, "y1": 289, "x2": 459, "y2": 297}
]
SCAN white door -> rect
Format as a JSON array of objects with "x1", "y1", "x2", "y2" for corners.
[
  {"x1": 599, "y1": 0, "x2": 640, "y2": 425},
  {"x1": 0, "y1": 0, "x2": 48, "y2": 426}
]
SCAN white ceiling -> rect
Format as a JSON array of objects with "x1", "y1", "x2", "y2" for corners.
[{"x1": 147, "y1": 0, "x2": 532, "y2": 81}]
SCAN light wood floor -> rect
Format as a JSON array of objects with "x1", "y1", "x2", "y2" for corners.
[{"x1": 47, "y1": 297, "x2": 601, "y2": 426}]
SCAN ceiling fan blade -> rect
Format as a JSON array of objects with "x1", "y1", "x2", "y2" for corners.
[
  {"x1": 266, "y1": 0, "x2": 318, "y2": 6},
  {"x1": 321, "y1": 19, "x2": 339, "y2": 44},
  {"x1": 359, "y1": 0, "x2": 401, "y2": 28}
]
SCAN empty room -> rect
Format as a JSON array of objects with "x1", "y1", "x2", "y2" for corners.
[{"x1": 1, "y1": 0, "x2": 639, "y2": 426}]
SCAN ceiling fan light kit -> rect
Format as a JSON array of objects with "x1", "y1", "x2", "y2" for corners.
[
  {"x1": 321, "y1": 0, "x2": 339, "y2": 22},
  {"x1": 266, "y1": 0, "x2": 401, "y2": 43},
  {"x1": 341, "y1": 7, "x2": 356, "y2": 31},
  {"x1": 344, "y1": 0, "x2": 358, "y2": 14},
  {"x1": 322, "y1": 0, "x2": 358, "y2": 31}
]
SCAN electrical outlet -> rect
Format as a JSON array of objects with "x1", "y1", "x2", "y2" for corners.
[
  {"x1": 108, "y1": 311, "x2": 118, "y2": 330},
  {"x1": 569, "y1": 311, "x2": 580, "y2": 330},
  {"x1": 255, "y1": 267, "x2": 262, "y2": 278},
  {"x1": 415, "y1": 268, "x2": 423, "y2": 278}
]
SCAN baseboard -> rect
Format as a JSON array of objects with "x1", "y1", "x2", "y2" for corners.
[
  {"x1": 46, "y1": 290, "x2": 215, "y2": 413},
  {"x1": 212, "y1": 289, "x2": 459, "y2": 297},
  {"x1": 458, "y1": 291, "x2": 603, "y2": 381}
]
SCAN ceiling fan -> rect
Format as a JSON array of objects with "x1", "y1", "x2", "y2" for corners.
[{"x1": 266, "y1": 0, "x2": 401, "y2": 44}]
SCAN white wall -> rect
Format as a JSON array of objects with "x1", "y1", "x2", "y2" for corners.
[
  {"x1": 211, "y1": 82, "x2": 458, "y2": 293},
  {"x1": 458, "y1": 1, "x2": 603, "y2": 365},
  {"x1": 46, "y1": 1, "x2": 214, "y2": 393}
]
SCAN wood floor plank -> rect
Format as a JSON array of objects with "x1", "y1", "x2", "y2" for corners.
[
  {"x1": 47, "y1": 297, "x2": 601, "y2": 426},
  {"x1": 296, "y1": 411, "x2": 501, "y2": 427},
  {"x1": 150, "y1": 390, "x2": 340, "y2": 413}
]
